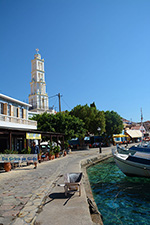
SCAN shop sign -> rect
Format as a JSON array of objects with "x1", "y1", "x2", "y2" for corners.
[
  {"x1": 0, "y1": 154, "x2": 38, "y2": 162},
  {"x1": 26, "y1": 133, "x2": 41, "y2": 140}
]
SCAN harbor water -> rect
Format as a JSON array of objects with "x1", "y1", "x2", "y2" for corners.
[{"x1": 87, "y1": 157, "x2": 150, "y2": 225}]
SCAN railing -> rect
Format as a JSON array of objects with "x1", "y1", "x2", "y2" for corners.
[{"x1": 0, "y1": 114, "x2": 37, "y2": 127}]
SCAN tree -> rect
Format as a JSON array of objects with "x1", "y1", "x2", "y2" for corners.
[
  {"x1": 69, "y1": 104, "x2": 105, "y2": 135},
  {"x1": 31, "y1": 112, "x2": 86, "y2": 142},
  {"x1": 32, "y1": 113, "x2": 55, "y2": 132},
  {"x1": 105, "y1": 110, "x2": 123, "y2": 140}
]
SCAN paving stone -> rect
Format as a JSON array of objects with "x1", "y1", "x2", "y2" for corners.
[
  {"x1": 24, "y1": 215, "x2": 34, "y2": 223},
  {"x1": 21, "y1": 205, "x2": 37, "y2": 212},
  {"x1": 2, "y1": 209, "x2": 19, "y2": 217},
  {"x1": 26, "y1": 209, "x2": 37, "y2": 218},
  {"x1": 0, "y1": 204, "x2": 14, "y2": 210},
  {"x1": 33, "y1": 199, "x2": 42, "y2": 206},
  {"x1": 0, "y1": 216, "x2": 5, "y2": 224},
  {"x1": 12, "y1": 217, "x2": 25, "y2": 225},
  {"x1": 18, "y1": 211, "x2": 29, "y2": 218},
  {"x1": 25, "y1": 201, "x2": 33, "y2": 207}
]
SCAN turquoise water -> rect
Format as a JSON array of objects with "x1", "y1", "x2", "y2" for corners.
[{"x1": 87, "y1": 157, "x2": 150, "y2": 225}]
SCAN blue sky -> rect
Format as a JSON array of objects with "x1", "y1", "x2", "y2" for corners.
[{"x1": 0, "y1": 0, "x2": 150, "y2": 122}]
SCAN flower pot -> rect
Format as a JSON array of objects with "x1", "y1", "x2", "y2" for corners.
[
  {"x1": 49, "y1": 154, "x2": 55, "y2": 160},
  {"x1": 4, "y1": 162, "x2": 11, "y2": 172},
  {"x1": 55, "y1": 153, "x2": 59, "y2": 158},
  {"x1": 64, "y1": 151, "x2": 67, "y2": 156}
]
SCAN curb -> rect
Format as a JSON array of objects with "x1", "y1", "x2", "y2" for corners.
[{"x1": 80, "y1": 153, "x2": 112, "y2": 225}]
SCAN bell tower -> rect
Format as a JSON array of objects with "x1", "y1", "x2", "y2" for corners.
[{"x1": 29, "y1": 49, "x2": 49, "y2": 113}]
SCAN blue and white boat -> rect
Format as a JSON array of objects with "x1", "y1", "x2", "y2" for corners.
[
  {"x1": 112, "y1": 148, "x2": 150, "y2": 177},
  {"x1": 129, "y1": 142, "x2": 150, "y2": 153},
  {"x1": 117, "y1": 142, "x2": 150, "y2": 155}
]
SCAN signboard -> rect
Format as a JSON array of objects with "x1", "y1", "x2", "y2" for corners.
[
  {"x1": 0, "y1": 154, "x2": 38, "y2": 162},
  {"x1": 26, "y1": 133, "x2": 41, "y2": 140}
]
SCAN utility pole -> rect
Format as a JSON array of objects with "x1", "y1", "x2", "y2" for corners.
[
  {"x1": 58, "y1": 93, "x2": 61, "y2": 112},
  {"x1": 49, "y1": 93, "x2": 62, "y2": 112}
]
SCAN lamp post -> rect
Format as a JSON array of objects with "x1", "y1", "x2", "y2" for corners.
[{"x1": 97, "y1": 127, "x2": 102, "y2": 153}]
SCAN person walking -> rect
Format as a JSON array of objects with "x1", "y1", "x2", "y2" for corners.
[{"x1": 31, "y1": 141, "x2": 39, "y2": 169}]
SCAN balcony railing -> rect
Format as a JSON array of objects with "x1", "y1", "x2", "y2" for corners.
[{"x1": 0, "y1": 114, "x2": 37, "y2": 127}]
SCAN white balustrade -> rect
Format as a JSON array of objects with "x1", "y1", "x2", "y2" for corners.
[{"x1": 0, "y1": 114, "x2": 37, "y2": 127}]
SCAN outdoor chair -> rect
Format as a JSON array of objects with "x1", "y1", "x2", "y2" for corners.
[{"x1": 58, "y1": 172, "x2": 83, "y2": 196}]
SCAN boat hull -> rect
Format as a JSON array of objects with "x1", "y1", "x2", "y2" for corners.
[{"x1": 113, "y1": 153, "x2": 150, "y2": 178}]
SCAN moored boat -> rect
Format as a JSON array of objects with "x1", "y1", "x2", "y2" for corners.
[
  {"x1": 112, "y1": 148, "x2": 150, "y2": 177},
  {"x1": 117, "y1": 141, "x2": 150, "y2": 155},
  {"x1": 129, "y1": 142, "x2": 150, "y2": 153}
]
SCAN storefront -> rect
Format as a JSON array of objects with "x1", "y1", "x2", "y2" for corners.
[{"x1": 0, "y1": 128, "x2": 65, "y2": 153}]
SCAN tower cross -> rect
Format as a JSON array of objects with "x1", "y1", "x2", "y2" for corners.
[{"x1": 36, "y1": 48, "x2": 39, "y2": 54}]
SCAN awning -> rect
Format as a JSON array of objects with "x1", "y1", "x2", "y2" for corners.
[
  {"x1": 113, "y1": 134, "x2": 128, "y2": 138},
  {"x1": 125, "y1": 130, "x2": 142, "y2": 138}
]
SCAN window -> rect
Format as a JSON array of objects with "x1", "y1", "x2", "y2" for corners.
[
  {"x1": 0, "y1": 102, "x2": 4, "y2": 114},
  {"x1": 13, "y1": 107, "x2": 17, "y2": 117},
  {"x1": 20, "y1": 107, "x2": 24, "y2": 118},
  {"x1": 41, "y1": 63, "x2": 43, "y2": 70},
  {"x1": 42, "y1": 98, "x2": 44, "y2": 108},
  {"x1": 8, "y1": 105, "x2": 11, "y2": 116},
  {"x1": 38, "y1": 73, "x2": 40, "y2": 81}
]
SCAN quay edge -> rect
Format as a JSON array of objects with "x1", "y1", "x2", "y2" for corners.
[{"x1": 80, "y1": 153, "x2": 113, "y2": 225}]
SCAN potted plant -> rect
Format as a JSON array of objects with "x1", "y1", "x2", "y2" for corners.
[
  {"x1": 54, "y1": 146, "x2": 60, "y2": 158},
  {"x1": 3, "y1": 149, "x2": 17, "y2": 172},
  {"x1": 48, "y1": 142, "x2": 55, "y2": 160},
  {"x1": 49, "y1": 151, "x2": 55, "y2": 160},
  {"x1": 4, "y1": 162, "x2": 11, "y2": 172},
  {"x1": 63, "y1": 150, "x2": 67, "y2": 156}
]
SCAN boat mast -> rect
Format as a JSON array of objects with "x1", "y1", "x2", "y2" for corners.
[{"x1": 141, "y1": 108, "x2": 143, "y2": 141}]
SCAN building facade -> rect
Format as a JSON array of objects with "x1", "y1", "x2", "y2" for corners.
[
  {"x1": 0, "y1": 93, "x2": 37, "y2": 152},
  {"x1": 0, "y1": 94, "x2": 37, "y2": 130}
]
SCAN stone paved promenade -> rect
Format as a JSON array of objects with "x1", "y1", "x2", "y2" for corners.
[{"x1": 0, "y1": 147, "x2": 112, "y2": 225}]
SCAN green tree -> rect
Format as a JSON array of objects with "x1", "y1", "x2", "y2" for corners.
[
  {"x1": 31, "y1": 112, "x2": 86, "y2": 142},
  {"x1": 105, "y1": 110, "x2": 123, "y2": 140},
  {"x1": 69, "y1": 104, "x2": 105, "y2": 135},
  {"x1": 32, "y1": 113, "x2": 55, "y2": 132}
]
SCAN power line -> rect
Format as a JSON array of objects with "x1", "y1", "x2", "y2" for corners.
[
  {"x1": 28, "y1": 93, "x2": 62, "y2": 112},
  {"x1": 62, "y1": 98, "x2": 72, "y2": 110}
]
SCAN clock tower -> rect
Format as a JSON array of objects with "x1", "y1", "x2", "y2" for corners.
[{"x1": 29, "y1": 49, "x2": 49, "y2": 113}]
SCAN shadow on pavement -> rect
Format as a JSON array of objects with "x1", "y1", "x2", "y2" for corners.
[{"x1": 44, "y1": 192, "x2": 75, "y2": 206}]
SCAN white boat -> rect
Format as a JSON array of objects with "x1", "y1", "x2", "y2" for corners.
[
  {"x1": 117, "y1": 142, "x2": 150, "y2": 155},
  {"x1": 129, "y1": 142, "x2": 150, "y2": 153},
  {"x1": 112, "y1": 148, "x2": 150, "y2": 177}
]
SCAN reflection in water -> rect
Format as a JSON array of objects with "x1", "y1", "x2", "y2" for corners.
[{"x1": 87, "y1": 157, "x2": 150, "y2": 225}]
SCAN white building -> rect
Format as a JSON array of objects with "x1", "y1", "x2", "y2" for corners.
[
  {"x1": 0, "y1": 93, "x2": 37, "y2": 152},
  {"x1": 0, "y1": 93, "x2": 37, "y2": 130},
  {"x1": 29, "y1": 49, "x2": 54, "y2": 114}
]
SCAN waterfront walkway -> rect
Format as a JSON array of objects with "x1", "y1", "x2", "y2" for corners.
[{"x1": 0, "y1": 147, "x2": 112, "y2": 225}]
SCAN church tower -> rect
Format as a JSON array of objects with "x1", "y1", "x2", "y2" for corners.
[{"x1": 29, "y1": 49, "x2": 49, "y2": 113}]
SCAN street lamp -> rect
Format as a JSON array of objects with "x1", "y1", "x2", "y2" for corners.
[{"x1": 97, "y1": 127, "x2": 102, "y2": 153}]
